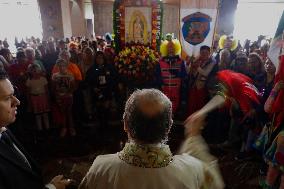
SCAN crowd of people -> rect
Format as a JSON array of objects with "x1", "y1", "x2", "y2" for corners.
[
  {"x1": 0, "y1": 32, "x2": 283, "y2": 188},
  {"x1": 184, "y1": 35, "x2": 284, "y2": 189},
  {"x1": 0, "y1": 35, "x2": 118, "y2": 138}
]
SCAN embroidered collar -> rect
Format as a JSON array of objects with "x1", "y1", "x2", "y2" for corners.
[{"x1": 118, "y1": 142, "x2": 173, "y2": 168}]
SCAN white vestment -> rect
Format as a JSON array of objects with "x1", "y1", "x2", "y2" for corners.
[{"x1": 79, "y1": 136, "x2": 224, "y2": 189}]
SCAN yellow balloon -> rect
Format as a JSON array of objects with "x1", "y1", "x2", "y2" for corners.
[{"x1": 218, "y1": 35, "x2": 238, "y2": 51}]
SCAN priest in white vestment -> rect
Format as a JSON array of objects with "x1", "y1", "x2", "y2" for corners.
[{"x1": 79, "y1": 89, "x2": 224, "y2": 189}]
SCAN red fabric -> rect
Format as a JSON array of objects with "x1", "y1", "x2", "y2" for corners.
[
  {"x1": 274, "y1": 112, "x2": 284, "y2": 129},
  {"x1": 56, "y1": 95, "x2": 73, "y2": 111},
  {"x1": 30, "y1": 94, "x2": 50, "y2": 114},
  {"x1": 104, "y1": 47, "x2": 115, "y2": 57},
  {"x1": 8, "y1": 62, "x2": 31, "y2": 93},
  {"x1": 159, "y1": 59, "x2": 183, "y2": 113},
  {"x1": 52, "y1": 95, "x2": 73, "y2": 126},
  {"x1": 276, "y1": 151, "x2": 284, "y2": 165},
  {"x1": 51, "y1": 104, "x2": 64, "y2": 126},
  {"x1": 217, "y1": 70, "x2": 260, "y2": 114},
  {"x1": 187, "y1": 87, "x2": 207, "y2": 116},
  {"x1": 272, "y1": 55, "x2": 284, "y2": 113},
  {"x1": 266, "y1": 166, "x2": 280, "y2": 186}
]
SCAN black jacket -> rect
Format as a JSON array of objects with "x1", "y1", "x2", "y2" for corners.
[
  {"x1": 85, "y1": 63, "x2": 117, "y2": 100},
  {"x1": 0, "y1": 129, "x2": 45, "y2": 189}
]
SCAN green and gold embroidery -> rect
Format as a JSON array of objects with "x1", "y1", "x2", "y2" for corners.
[{"x1": 119, "y1": 143, "x2": 173, "y2": 168}]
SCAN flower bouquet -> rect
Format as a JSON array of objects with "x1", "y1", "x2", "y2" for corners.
[{"x1": 114, "y1": 44, "x2": 160, "y2": 87}]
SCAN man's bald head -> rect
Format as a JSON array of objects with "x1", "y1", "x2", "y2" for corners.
[{"x1": 123, "y1": 89, "x2": 173, "y2": 144}]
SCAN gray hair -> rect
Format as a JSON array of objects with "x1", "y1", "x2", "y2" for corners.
[
  {"x1": 25, "y1": 47, "x2": 35, "y2": 57},
  {"x1": 123, "y1": 89, "x2": 173, "y2": 143}
]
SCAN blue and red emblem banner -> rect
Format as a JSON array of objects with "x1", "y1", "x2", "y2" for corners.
[
  {"x1": 180, "y1": 0, "x2": 218, "y2": 57},
  {"x1": 182, "y1": 12, "x2": 212, "y2": 46}
]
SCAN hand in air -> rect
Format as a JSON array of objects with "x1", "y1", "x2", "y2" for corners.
[{"x1": 184, "y1": 111, "x2": 206, "y2": 137}]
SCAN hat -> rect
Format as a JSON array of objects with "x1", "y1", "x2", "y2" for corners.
[{"x1": 105, "y1": 33, "x2": 113, "y2": 42}]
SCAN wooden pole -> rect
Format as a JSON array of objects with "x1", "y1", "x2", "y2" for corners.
[{"x1": 211, "y1": 0, "x2": 220, "y2": 52}]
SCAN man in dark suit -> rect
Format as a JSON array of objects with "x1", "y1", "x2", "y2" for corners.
[{"x1": 0, "y1": 70, "x2": 70, "y2": 189}]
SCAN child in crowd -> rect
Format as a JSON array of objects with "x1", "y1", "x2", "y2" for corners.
[
  {"x1": 26, "y1": 64, "x2": 50, "y2": 132},
  {"x1": 52, "y1": 59, "x2": 76, "y2": 137}
]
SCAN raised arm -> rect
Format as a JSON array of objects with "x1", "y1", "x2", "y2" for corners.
[
  {"x1": 197, "y1": 63, "x2": 215, "y2": 77},
  {"x1": 264, "y1": 80, "x2": 284, "y2": 113},
  {"x1": 179, "y1": 110, "x2": 224, "y2": 189}
]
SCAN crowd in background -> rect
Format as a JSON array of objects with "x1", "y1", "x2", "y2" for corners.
[
  {"x1": 0, "y1": 35, "x2": 118, "y2": 139},
  {"x1": 0, "y1": 33, "x2": 283, "y2": 188}
]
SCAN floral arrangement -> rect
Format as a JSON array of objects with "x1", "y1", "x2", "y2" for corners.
[{"x1": 114, "y1": 45, "x2": 160, "y2": 83}]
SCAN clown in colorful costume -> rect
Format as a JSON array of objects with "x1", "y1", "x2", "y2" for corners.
[
  {"x1": 215, "y1": 35, "x2": 238, "y2": 66},
  {"x1": 157, "y1": 34, "x2": 186, "y2": 113},
  {"x1": 185, "y1": 69, "x2": 260, "y2": 135}
]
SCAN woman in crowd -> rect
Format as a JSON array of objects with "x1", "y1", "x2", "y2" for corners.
[
  {"x1": 187, "y1": 46, "x2": 216, "y2": 117},
  {"x1": 248, "y1": 52, "x2": 266, "y2": 90},
  {"x1": 26, "y1": 63, "x2": 50, "y2": 132},
  {"x1": 80, "y1": 47, "x2": 94, "y2": 79},
  {"x1": 218, "y1": 49, "x2": 231, "y2": 71},
  {"x1": 52, "y1": 50, "x2": 82, "y2": 83},
  {"x1": 25, "y1": 47, "x2": 45, "y2": 72},
  {"x1": 85, "y1": 51, "x2": 117, "y2": 130},
  {"x1": 259, "y1": 58, "x2": 276, "y2": 126}
]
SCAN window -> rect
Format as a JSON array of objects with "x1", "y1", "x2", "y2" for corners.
[
  {"x1": 0, "y1": 0, "x2": 42, "y2": 52},
  {"x1": 234, "y1": 0, "x2": 284, "y2": 45}
]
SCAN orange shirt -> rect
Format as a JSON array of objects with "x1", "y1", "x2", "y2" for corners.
[{"x1": 52, "y1": 62, "x2": 82, "y2": 81}]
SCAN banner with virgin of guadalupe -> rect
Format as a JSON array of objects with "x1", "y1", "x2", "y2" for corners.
[
  {"x1": 180, "y1": 0, "x2": 219, "y2": 57},
  {"x1": 113, "y1": 0, "x2": 163, "y2": 51},
  {"x1": 125, "y1": 7, "x2": 152, "y2": 44}
]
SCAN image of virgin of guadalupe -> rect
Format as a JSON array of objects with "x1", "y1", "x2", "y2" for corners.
[{"x1": 133, "y1": 15, "x2": 144, "y2": 43}]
